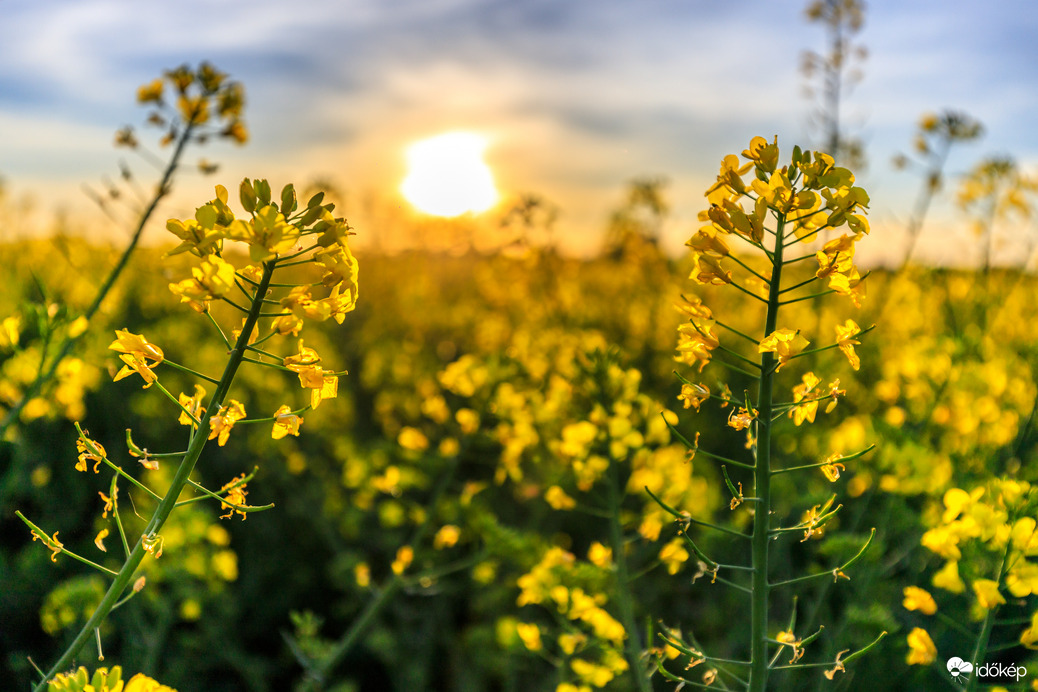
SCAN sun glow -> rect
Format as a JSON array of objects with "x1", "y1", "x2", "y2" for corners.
[{"x1": 401, "y1": 132, "x2": 498, "y2": 217}]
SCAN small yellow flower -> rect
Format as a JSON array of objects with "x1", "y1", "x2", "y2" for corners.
[
  {"x1": 1020, "y1": 610, "x2": 1038, "y2": 650},
  {"x1": 820, "y1": 453, "x2": 846, "y2": 482},
  {"x1": 678, "y1": 382, "x2": 710, "y2": 411},
  {"x1": 972, "y1": 579, "x2": 1006, "y2": 610},
  {"x1": 271, "y1": 405, "x2": 303, "y2": 440},
  {"x1": 516, "y1": 622, "x2": 543, "y2": 651},
  {"x1": 177, "y1": 384, "x2": 206, "y2": 427},
  {"x1": 392, "y1": 545, "x2": 414, "y2": 575},
  {"x1": 659, "y1": 538, "x2": 689, "y2": 575},
  {"x1": 209, "y1": 400, "x2": 246, "y2": 446},
  {"x1": 283, "y1": 344, "x2": 339, "y2": 409},
  {"x1": 354, "y1": 563, "x2": 371, "y2": 588},
  {"x1": 790, "y1": 372, "x2": 821, "y2": 426},
  {"x1": 109, "y1": 329, "x2": 164, "y2": 387},
  {"x1": 137, "y1": 78, "x2": 164, "y2": 103},
  {"x1": 94, "y1": 528, "x2": 109, "y2": 552},
  {"x1": 835, "y1": 319, "x2": 862, "y2": 370},
  {"x1": 727, "y1": 406, "x2": 757, "y2": 431},
  {"x1": 758, "y1": 328, "x2": 809, "y2": 370},
  {"x1": 824, "y1": 649, "x2": 850, "y2": 680},
  {"x1": 587, "y1": 542, "x2": 613, "y2": 568},
  {"x1": 545, "y1": 485, "x2": 577, "y2": 510},
  {"x1": 434, "y1": 525, "x2": 461, "y2": 549},
  {"x1": 1006, "y1": 561, "x2": 1038, "y2": 598},
  {"x1": 932, "y1": 560, "x2": 966, "y2": 593},
  {"x1": 558, "y1": 632, "x2": 587, "y2": 655},
  {"x1": 398, "y1": 427, "x2": 429, "y2": 451},
  {"x1": 31, "y1": 529, "x2": 63, "y2": 562},
  {"x1": 776, "y1": 630, "x2": 804, "y2": 663},
  {"x1": 902, "y1": 586, "x2": 937, "y2": 615},
  {"x1": 75, "y1": 435, "x2": 107, "y2": 473},
  {"x1": 906, "y1": 627, "x2": 937, "y2": 665},
  {"x1": 219, "y1": 474, "x2": 249, "y2": 520}
]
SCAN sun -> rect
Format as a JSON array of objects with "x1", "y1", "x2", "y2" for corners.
[{"x1": 401, "y1": 132, "x2": 498, "y2": 217}]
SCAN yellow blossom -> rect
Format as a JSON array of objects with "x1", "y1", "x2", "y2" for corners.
[
  {"x1": 558, "y1": 632, "x2": 587, "y2": 655},
  {"x1": 109, "y1": 329, "x2": 164, "y2": 387},
  {"x1": 1006, "y1": 561, "x2": 1038, "y2": 598},
  {"x1": 758, "y1": 328, "x2": 809, "y2": 370},
  {"x1": 820, "y1": 453, "x2": 846, "y2": 482},
  {"x1": 571, "y1": 658, "x2": 616, "y2": 687},
  {"x1": 676, "y1": 320, "x2": 720, "y2": 372},
  {"x1": 355, "y1": 563, "x2": 371, "y2": 588},
  {"x1": 587, "y1": 542, "x2": 613, "y2": 568},
  {"x1": 398, "y1": 427, "x2": 430, "y2": 451},
  {"x1": 209, "y1": 400, "x2": 246, "y2": 446},
  {"x1": 727, "y1": 406, "x2": 757, "y2": 431},
  {"x1": 678, "y1": 382, "x2": 710, "y2": 411},
  {"x1": 434, "y1": 525, "x2": 461, "y2": 549},
  {"x1": 790, "y1": 372, "x2": 821, "y2": 426},
  {"x1": 902, "y1": 586, "x2": 937, "y2": 615},
  {"x1": 31, "y1": 529, "x2": 64, "y2": 562},
  {"x1": 219, "y1": 474, "x2": 249, "y2": 520},
  {"x1": 932, "y1": 560, "x2": 966, "y2": 593},
  {"x1": 835, "y1": 319, "x2": 862, "y2": 370},
  {"x1": 94, "y1": 529, "x2": 109, "y2": 552},
  {"x1": 75, "y1": 435, "x2": 107, "y2": 473},
  {"x1": 972, "y1": 579, "x2": 1006, "y2": 610},
  {"x1": 392, "y1": 545, "x2": 414, "y2": 574},
  {"x1": 1020, "y1": 611, "x2": 1038, "y2": 650},
  {"x1": 177, "y1": 384, "x2": 206, "y2": 427},
  {"x1": 545, "y1": 485, "x2": 577, "y2": 510},
  {"x1": 516, "y1": 622, "x2": 543, "y2": 651},
  {"x1": 168, "y1": 255, "x2": 237, "y2": 312},
  {"x1": 659, "y1": 538, "x2": 689, "y2": 575},
  {"x1": 906, "y1": 627, "x2": 937, "y2": 665},
  {"x1": 271, "y1": 405, "x2": 303, "y2": 440}
]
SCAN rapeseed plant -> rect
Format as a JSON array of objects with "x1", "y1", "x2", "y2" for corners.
[
  {"x1": 658, "y1": 136, "x2": 885, "y2": 690},
  {"x1": 0, "y1": 63, "x2": 246, "y2": 439},
  {"x1": 18, "y1": 173, "x2": 358, "y2": 690}
]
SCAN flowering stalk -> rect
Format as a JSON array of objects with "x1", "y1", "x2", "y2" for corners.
[
  {"x1": 0, "y1": 63, "x2": 246, "y2": 439},
  {"x1": 31, "y1": 264, "x2": 274, "y2": 692},
  {"x1": 25, "y1": 175, "x2": 358, "y2": 689},
  {"x1": 662, "y1": 136, "x2": 882, "y2": 690}
]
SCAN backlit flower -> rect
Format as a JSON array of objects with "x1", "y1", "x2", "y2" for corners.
[
  {"x1": 209, "y1": 400, "x2": 245, "y2": 446},
  {"x1": 758, "y1": 328, "x2": 809, "y2": 370},
  {"x1": 271, "y1": 405, "x2": 303, "y2": 440}
]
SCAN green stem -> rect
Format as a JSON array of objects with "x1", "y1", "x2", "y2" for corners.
[
  {"x1": 607, "y1": 459, "x2": 651, "y2": 692},
  {"x1": 964, "y1": 541, "x2": 1013, "y2": 692},
  {"x1": 31, "y1": 262, "x2": 275, "y2": 692},
  {"x1": 749, "y1": 209, "x2": 786, "y2": 692}
]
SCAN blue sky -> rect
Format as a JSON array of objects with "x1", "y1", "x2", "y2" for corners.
[{"x1": 2, "y1": 0, "x2": 1037, "y2": 264}]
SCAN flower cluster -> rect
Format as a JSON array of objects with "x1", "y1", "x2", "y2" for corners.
[
  {"x1": 47, "y1": 666, "x2": 177, "y2": 692},
  {"x1": 905, "y1": 479, "x2": 1038, "y2": 662},
  {"x1": 516, "y1": 547, "x2": 630, "y2": 689},
  {"x1": 119, "y1": 62, "x2": 247, "y2": 149}
]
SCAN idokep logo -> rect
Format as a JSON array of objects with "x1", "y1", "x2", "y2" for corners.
[
  {"x1": 947, "y1": 656, "x2": 1028, "y2": 685},
  {"x1": 946, "y1": 657, "x2": 973, "y2": 684}
]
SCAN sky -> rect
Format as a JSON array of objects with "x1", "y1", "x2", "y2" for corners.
[{"x1": 2, "y1": 0, "x2": 1037, "y2": 265}]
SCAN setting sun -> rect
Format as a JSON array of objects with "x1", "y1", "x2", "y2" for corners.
[{"x1": 400, "y1": 132, "x2": 498, "y2": 217}]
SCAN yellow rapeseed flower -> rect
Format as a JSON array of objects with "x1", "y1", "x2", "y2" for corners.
[
  {"x1": 758, "y1": 328, "x2": 809, "y2": 371},
  {"x1": 835, "y1": 319, "x2": 862, "y2": 370},
  {"x1": 972, "y1": 579, "x2": 1006, "y2": 610},
  {"x1": 906, "y1": 627, "x2": 937, "y2": 665},
  {"x1": 209, "y1": 400, "x2": 246, "y2": 447},
  {"x1": 902, "y1": 586, "x2": 937, "y2": 615},
  {"x1": 271, "y1": 405, "x2": 303, "y2": 440}
]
